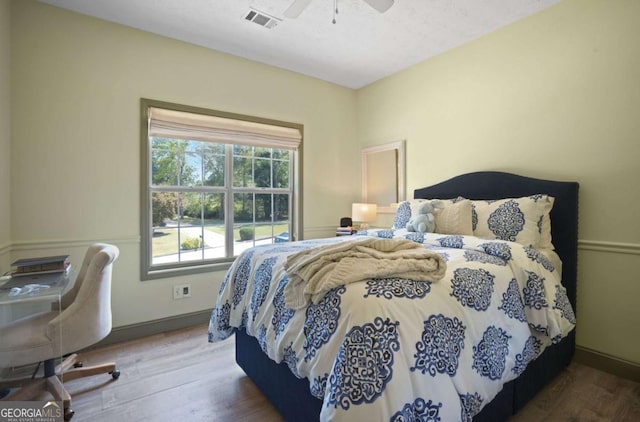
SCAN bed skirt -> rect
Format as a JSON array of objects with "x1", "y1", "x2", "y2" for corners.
[{"x1": 235, "y1": 328, "x2": 574, "y2": 421}]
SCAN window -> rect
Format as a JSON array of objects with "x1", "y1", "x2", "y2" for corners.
[{"x1": 141, "y1": 99, "x2": 303, "y2": 280}]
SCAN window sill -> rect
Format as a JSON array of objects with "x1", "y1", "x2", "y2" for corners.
[{"x1": 142, "y1": 260, "x2": 234, "y2": 281}]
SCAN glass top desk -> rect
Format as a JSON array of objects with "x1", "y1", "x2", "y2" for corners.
[
  {"x1": 0, "y1": 270, "x2": 74, "y2": 304},
  {"x1": 0, "y1": 269, "x2": 76, "y2": 389}
]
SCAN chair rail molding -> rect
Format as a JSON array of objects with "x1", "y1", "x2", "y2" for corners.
[
  {"x1": 9, "y1": 236, "x2": 140, "y2": 252},
  {"x1": 578, "y1": 239, "x2": 640, "y2": 255},
  {"x1": 303, "y1": 225, "x2": 339, "y2": 240}
]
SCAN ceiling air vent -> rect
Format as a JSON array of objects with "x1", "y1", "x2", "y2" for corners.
[{"x1": 244, "y1": 8, "x2": 281, "y2": 29}]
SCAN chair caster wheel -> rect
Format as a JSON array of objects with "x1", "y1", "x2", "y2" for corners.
[
  {"x1": 110, "y1": 369, "x2": 120, "y2": 379},
  {"x1": 64, "y1": 408, "x2": 75, "y2": 421}
]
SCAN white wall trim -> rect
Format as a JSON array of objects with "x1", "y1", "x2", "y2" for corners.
[
  {"x1": 7, "y1": 236, "x2": 639, "y2": 255},
  {"x1": 578, "y1": 239, "x2": 640, "y2": 255},
  {"x1": 9, "y1": 236, "x2": 140, "y2": 252},
  {"x1": 303, "y1": 225, "x2": 338, "y2": 239}
]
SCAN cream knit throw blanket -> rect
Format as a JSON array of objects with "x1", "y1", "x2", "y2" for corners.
[{"x1": 284, "y1": 238, "x2": 447, "y2": 309}]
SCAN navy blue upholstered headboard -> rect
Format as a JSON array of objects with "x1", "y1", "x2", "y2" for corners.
[{"x1": 414, "y1": 171, "x2": 579, "y2": 313}]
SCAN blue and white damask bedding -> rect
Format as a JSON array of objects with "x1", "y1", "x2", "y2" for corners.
[{"x1": 208, "y1": 229, "x2": 576, "y2": 421}]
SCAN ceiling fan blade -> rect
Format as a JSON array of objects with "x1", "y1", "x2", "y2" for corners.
[
  {"x1": 363, "y1": 0, "x2": 395, "y2": 13},
  {"x1": 283, "y1": 0, "x2": 313, "y2": 18}
]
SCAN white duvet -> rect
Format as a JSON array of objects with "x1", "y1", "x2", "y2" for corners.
[{"x1": 209, "y1": 229, "x2": 575, "y2": 421}]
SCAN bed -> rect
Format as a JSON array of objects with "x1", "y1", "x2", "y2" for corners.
[{"x1": 208, "y1": 171, "x2": 579, "y2": 421}]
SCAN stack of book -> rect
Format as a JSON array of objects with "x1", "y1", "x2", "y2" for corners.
[
  {"x1": 336, "y1": 226, "x2": 357, "y2": 236},
  {"x1": 11, "y1": 255, "x2": 71, "y2": 277}
]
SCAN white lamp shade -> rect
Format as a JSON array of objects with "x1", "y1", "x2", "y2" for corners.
[{"x1": 351, "y1": 203, "x2": 378, "y2": 223}]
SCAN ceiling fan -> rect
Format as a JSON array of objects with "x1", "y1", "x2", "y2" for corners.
[{"x1": 284, "y1": 0, "x2": 395, "y2": 20}]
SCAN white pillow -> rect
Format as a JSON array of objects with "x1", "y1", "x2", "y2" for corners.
[{"x1": 471, "y1": 195, "x2": 554, "y2": 248}]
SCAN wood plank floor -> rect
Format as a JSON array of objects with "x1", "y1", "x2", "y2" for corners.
[{"x1": 18, "y1": 324, "x2": 640, "y2": 421}]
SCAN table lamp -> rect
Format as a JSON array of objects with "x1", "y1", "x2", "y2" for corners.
[{"x1": 351, "y1": 203, "x2": 377, "y2": 231}]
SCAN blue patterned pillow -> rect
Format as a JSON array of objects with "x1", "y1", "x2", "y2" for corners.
[
  {"x1": 391, "y1": 201, "x2": 413, "y2": 229},
  {"x1": 471, "y1": 195, "x2": 554, "y2": 248}
]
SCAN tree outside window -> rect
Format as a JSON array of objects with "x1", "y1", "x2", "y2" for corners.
[{"x1": 141, "y1": 100, "x2": 301, "y2": 280}]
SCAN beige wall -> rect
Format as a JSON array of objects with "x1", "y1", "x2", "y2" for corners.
[
  {"x1": 6, "y1": 0, "x2": 639, "y2": 368},
  {"x1": 0, "y1": 0, "x2": 10, "y2": 270},
  {"x1": 356, "y1": 0, "x2": 640, "y2": 365},
  {"x1": 8, "y1": 1, "x2": 359, "y2": 327}
]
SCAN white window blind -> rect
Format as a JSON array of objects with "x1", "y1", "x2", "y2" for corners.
[{"x1": 148, "y1": 107, "x2": 302, "y2": 150}]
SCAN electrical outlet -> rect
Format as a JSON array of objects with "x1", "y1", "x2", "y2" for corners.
[
  {"x1": 173, "y1": 285, "x2": 183, "y2": 300},
  {"x1": 173, "y1": 284, "x2": 192, "y2": 300}
]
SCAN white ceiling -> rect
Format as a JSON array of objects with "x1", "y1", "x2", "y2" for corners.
[{"x1": 39, "y1": 0, "x2": 562, "y2": 89}]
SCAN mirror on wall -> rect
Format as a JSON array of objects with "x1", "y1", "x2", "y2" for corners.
[{"x1": 361, "y1": 140, "x2": 405, "y2": 213}]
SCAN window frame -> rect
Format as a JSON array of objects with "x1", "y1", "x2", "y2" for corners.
[{"x1": 140, "y1": 98, "x2": 304, "y2": 280}]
